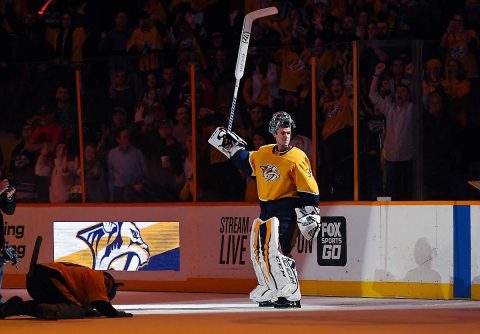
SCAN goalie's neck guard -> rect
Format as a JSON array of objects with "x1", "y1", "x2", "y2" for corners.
[{"x1": 273, "y1": 145, "x2": 293, "y2": 156}]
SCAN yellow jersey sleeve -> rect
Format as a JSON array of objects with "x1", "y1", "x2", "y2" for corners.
[{"x1": 293, "y1": 152, "x2": 319, "y2": 195}]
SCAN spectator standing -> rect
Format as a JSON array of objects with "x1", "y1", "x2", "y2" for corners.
[
  {"x1": 158, "y1": 65, "x2": 182, "y2": 117},
  {"x1": 141, "y1": 72, "x2": 162, "y2": 113},
  {"x1": 274, "y1": 21, "x2": 310, "y2": 95},
  {"x1": 84, "y1": 143, "x2": 107, "y2": 203},
  {"x1": 52, "y1": 86, "x2": 77, "y2": 133},
  {"x1": 156, "y1": 119, "x2": 184, "y2": 177},
  {"x1": 320, "y1": 78, "x2": 354, "y2": 199},
  {"x1": 107, "y1": 69, "x2": 137, "y2": 121},
  {"x1": 30, "y1": 107, "x2": 65, "y2": 154},
  {"x1": 369, "y1": 63, "x2": 415, "y2": 200},
  {"x1": 126, "y1": 12, "x2": 164, "y2": 77},
  {"x1": 441, "y1": 58, "x2": 472, "y2": 128},
  {"x1": 172, "y1": 105, "x2": 191, "y2": 145},
  {"x1": 107, "y1": 127, "x2": 146, "y2": 202},
  {"x1": 35, "y1": 142, "x2": 78, "y2": 203},
  {"x1": 52, "y1": 85, "x2": 80, "y2": 157},
  {"x1": 45, "y1": 12, "x2": 86, "y2": 63},
  {"x1": 336, "y1": 16, "x2": 358, "y2": 42},
  {"x1": 128, "y1": 104, "x2": 158, "y2": 157},
  {"x1": 144, "y1": 120, "x2": 184, "y2": 201},
  {"x1": 423, "y1": 92, "x2": 454, "y2": 199},
  {"x1": 242, "y1": 51, "x2": 272, "y2": 109},
  {"x1": 422, "y1": 58, "x2": 444, "y2": 106},
  {"x1": 246, "y1": 104, "x2": 269, "y2": 136},
  {"x1": 12, "y1": 10, "x2": 52, "y2": 64},
  {"x1": 96, "y1": 107, "x2": 128, "y2": 162},
  {"x1": 311, "y1": 36, "x2": 336, "y2": 94},
  {"x1": 98, "y1": 11, "x2": 132, "y2": 71},
  {"x1": 8, "y1": 122, "x2": 37, "y2": 202},
  {"x1": 441, "y1": 14, "x2": 478, "y2": 79}
]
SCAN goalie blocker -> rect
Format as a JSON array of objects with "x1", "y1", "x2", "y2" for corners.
[{"x1": 208, "y1": 127, "x2": 247, "y2": 159}]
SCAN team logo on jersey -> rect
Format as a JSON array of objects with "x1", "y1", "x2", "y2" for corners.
[
  {"x1": 306, "y1": 168, "x2": 313, "y2": 178},
  {"x1": 260, "y1": 165, "x2": 280, "y2": 182},
  {"x1": 77, "y1": 222, "x2": 150, "y2": 271}
]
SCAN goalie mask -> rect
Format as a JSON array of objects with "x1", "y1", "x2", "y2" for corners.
[{"x1": 268, "y1": 111, "x2": 296, "y2": 135}]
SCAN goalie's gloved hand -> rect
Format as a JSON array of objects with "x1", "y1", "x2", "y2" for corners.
[
  {"x1": 295, "y1": 206, "x2": 321, "y2": 241},
  {"x1": 208, "y1": 127, "x2": 247, "y2": 159}
]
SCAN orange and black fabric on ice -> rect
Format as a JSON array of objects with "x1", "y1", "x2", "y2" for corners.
[{"x1": 27, "y1": 263, "x2": 110, "y2": 307}]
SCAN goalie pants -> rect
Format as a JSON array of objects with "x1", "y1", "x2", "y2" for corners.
[{"x1": 259, "y1": 197, "x2": 300, "y2": 255}]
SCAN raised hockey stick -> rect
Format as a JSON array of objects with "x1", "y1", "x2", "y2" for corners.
[{"x1": 227, "y1": 6, "x2": 278, "y2": 131}]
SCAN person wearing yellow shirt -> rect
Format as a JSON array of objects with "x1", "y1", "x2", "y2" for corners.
[
  {"x1": 209, "y1": 111, "x2": 320, "y2": 309},
  {"x1": 320, "y1": 78, "x2": 354, "y2": 199},
  {"x1": 127, "y1": 13, "x2": 164, "y2": 73},
  {"x1": 45, "y1": 12, "x2": 86, "y2": 62}
]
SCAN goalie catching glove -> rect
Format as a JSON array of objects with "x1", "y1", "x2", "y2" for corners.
[
  {"x1": 208, "y1": 127, "x2": 247, "y2": 159},
  {"x1": 295, "y1": 206, "x2": 321, "y2": 241}
]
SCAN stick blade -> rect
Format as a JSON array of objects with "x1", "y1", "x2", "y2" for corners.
[
  {"x1": 235, "y1": 7, "x2": 278, "y2": 80},
  {"x1": 468, "y1": 180, "x2": 480, "y2": 191},
  {"x1": 245, "y1": 7, "x2": 278, "y2": 22}
]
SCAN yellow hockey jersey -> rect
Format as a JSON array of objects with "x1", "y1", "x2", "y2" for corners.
[{"x1": 249, "y1": 144, "x2": 319, "y2": 202}]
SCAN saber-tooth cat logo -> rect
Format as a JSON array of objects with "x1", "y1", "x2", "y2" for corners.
[
  {"x1": 260, "y1": 165, "x2": 280, "y2": 182},
  {"x1": 77, "y1": 222, "x2": 150, "y2": 271}
]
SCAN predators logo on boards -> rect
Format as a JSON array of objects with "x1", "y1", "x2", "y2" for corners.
[
  {"x1": 53, "y1": 221, "x2": 180, "y2": 271},
  {"x1": 260, "y1": 165, "x2": 280, "y2": 182},
  {"x1": 77, "y1": 222, "x2": 149, "y2": 270}
]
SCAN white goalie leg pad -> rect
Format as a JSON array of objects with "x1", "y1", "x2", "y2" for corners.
[
  {"x1": 249, "y1": 218, "x2": 275, "y2": 303},
  {"x1": 295, "y1": 206, "x2": 321, "y2": 241},
  {"x1": 276, "y1": 256, "x2": 301, "y2": 301},
  {"x1": 208, "y1": 127, "x2": 247, "y2": 159},
  {"x1": 269, "y1": 253, "x2": 301, "y2": 300},
  {"x1": 261, "y1": 217, "x2": 301, "y2": 301}
]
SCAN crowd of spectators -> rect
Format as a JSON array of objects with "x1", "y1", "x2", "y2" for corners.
[{"x1": 0, "y1": 0, "x2": 479, "y2": 202}]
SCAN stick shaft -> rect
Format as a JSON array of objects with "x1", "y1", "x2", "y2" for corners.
[
  {"x1": 228, "y1": 80, "x2": 240, "y2": 131},
  {"x1": 228, "y1": 7, "x2": 277, "y2": 132},
  {"x1": 28, "y1": 236, "x2": 43, "y2": 277}
]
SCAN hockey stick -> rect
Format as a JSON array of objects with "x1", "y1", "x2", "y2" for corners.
[
  {"x1": 227, "y1": 6, "x2": 278, "y2": 131},
  {"x1": 28, "y1": 236, "x2": 43, "y2": 278}
]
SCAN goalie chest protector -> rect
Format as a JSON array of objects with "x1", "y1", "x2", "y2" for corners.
[{"x1": 249, "y1": 144, "x2": 319, "y2": 201}]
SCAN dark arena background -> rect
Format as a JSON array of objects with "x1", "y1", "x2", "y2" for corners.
[{"x1": 1, "y1": 0, "x2": 480, "y2": 332}]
